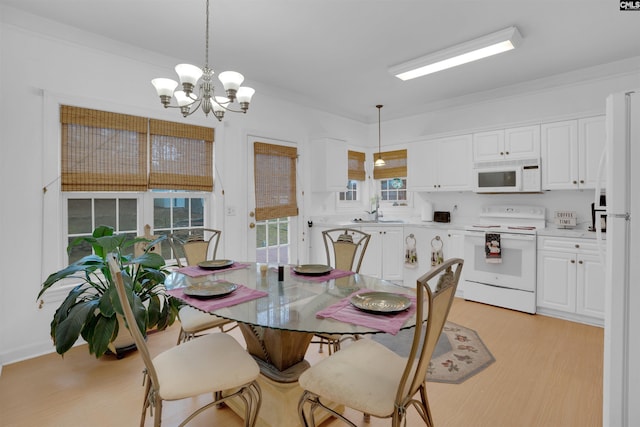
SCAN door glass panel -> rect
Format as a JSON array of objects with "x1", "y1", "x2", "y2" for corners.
[{"x1": 256, "y1": 217, "x2": 290, "y2": 264}]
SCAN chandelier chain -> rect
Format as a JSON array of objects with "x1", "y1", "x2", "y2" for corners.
[{"x1": 205, "y1": 0, "x2": 210, "y2": 69}]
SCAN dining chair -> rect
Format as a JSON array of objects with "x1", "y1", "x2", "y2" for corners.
[
  {"x1": 107, "y1": 254, "x2": 262, "y2": 427},
  {"x1": 134, "y1": 224, "x2": 162, "y2": 258},
  {"x1": 314, "y1": 228, "x2": 371, "y2": 354},
  {"x1": 298, "y1": 257, "x2": 464, "y2": 427},
  {"x1": 168, "y1": 228, "x2": 222, "y2": 268},
  {"x1": 168, "y1": 228, "x2": 237, "y2": 344}
]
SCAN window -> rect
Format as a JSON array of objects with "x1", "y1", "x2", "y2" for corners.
[
  {"x1": 373, "y1": 149, "x2": 410, "y2": 207},
  {"x1": 338, "y1": 150, "x2": 365, "y2": 204},
  {"x1": 65, "y1": 195, "x2": 140, "y2": 263},
  {"x1": 339, "y1": 180, "x2": 359, "y2": 201},
  {"x1": 60, "y1": 106, "x2": 214, "y2": 263},
  {"x1": 380, "y1": 178, "x2": 408, "y2": 204},
  {"x1": 151, "y1": 193, "x2": 207, "y2": 261}
]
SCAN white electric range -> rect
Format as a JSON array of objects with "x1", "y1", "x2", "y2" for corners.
[{"x1": 463, "y1": 205, "x2": 546, "y2": 314}]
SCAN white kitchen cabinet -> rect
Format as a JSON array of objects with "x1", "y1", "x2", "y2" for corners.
[
  {"x1": 310, "y1": 138, "x2": 348, "y2": 192},
  {"x1": 541, "y1": 116, "x2": 606, "y2": 190},
  {"x1": 537, "y1": 236, "x2": 605, "y2": 323},
  {"x1": 472, "y1": 125, "x2": 540, "y2": 162},
  {"x1": 359, "y1": 226, "x2": 404, "y2": 282},
  {"x1": 407, "y1": 134, "x2": 472, "y2": 192},
  {"x1": 402, "y1": 226, "x2": 446, "y2": 287}
]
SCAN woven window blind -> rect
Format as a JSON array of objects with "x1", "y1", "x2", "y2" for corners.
[
  {"x1": 347, "y1": 150, "x2": 366, "y2": 181},
  {"x1": 253, "y1": 142, "x2": 298, "y2": 221},
  {"x1": 60, "y1": 105, "x2": 148, "y2": 191},
  {"x1": 373, "y1": 149, "x2": 407, "y2": 179},
  {"x1": 148, "y1": 119, "x2": 214, "y2": 191}
]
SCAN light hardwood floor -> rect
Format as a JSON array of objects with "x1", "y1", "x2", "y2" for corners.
[{"x1": 0, "y1": 298, "x2": 603, "y2": 427}]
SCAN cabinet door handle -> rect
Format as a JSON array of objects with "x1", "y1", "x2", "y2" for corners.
[
  {"x1": 500, "y1": 152, "x2": 504, "y2": 155},
  {"x1": 571, "y1": 259, "x2": 576, "y2": 264},
  {"x1": 575, "y1": 244, "x2": 580, "y2": 248},
  {"x1": 580, "y1": 180, "x2": 585, "y2": 184},
  {"x1": 505, "y1": 151, "x2": 509, "y2": 155},
  {"x1": 578, "y1": 260, "x2": 583, "y2": 264},
  {"x1": 573, "y1": 180, "x2": 578, "y2": 184}
]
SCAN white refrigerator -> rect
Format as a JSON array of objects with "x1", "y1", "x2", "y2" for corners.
[{"x1": 602, "y1": 89, "x2": 640, "y2": 427}]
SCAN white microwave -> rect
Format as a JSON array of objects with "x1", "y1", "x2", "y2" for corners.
[{"x1": 473, "y1": 158, "x2": 541, "y2": 193}]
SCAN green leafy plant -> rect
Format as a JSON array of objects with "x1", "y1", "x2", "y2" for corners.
[{"x1": 37, "y1": 225, "x2": 178, "y2": 358}]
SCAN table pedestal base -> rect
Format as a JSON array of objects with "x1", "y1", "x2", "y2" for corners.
[{"x1": 225, "y1": 373, "x2": 342, "y2": 427}]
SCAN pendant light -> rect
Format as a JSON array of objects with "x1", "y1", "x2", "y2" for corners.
[{"x1": 374, "y1": 104, "x2": 386, "y2": 167}]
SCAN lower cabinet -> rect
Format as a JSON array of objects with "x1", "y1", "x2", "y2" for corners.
[
  {"x1": 537, "y1": 236, "x2": 605, "y2": 323},
  {"x1": 359, "y1": 226, "x2": 404, "y2": 282}
]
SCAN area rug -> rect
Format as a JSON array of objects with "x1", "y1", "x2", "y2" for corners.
[{"x1": 371, "y1": 321, "x2": 495, "y2": 384}]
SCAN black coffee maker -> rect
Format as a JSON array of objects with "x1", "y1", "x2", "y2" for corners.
[{"x1": 591, "y1": 194, "x2": 606, "y2": 232}]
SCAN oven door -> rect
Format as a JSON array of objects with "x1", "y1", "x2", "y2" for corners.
[{"x1": 463, "y1": 230, "x2": 536, "y2": 291}]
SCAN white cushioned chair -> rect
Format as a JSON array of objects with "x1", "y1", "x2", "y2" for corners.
[
  {"x1": 313, "y1": 228, "x2": 371, "y2": 354},
  {"x1": 107, "y1": 254, "x2": 261, "y2": 427},
  {"x1": 169, "y1": 228, "x2": 237, "y2": 344},
  {"x1": 298, "y1": 258, "x2": 463, "y2": 427}
]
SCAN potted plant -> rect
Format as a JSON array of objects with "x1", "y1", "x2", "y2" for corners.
[{"x1": 38, "y1": 225, "x2": 178, "y2": 358}]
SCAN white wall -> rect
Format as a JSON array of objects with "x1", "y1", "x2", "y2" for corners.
[
  {"x1": 1, "y1": 5, "x2": 639, "y2": 366},
  {"x1": 0, "y1": 8, "x2": 367, "y2": 364}
]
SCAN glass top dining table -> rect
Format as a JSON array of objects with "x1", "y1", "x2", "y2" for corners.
[
  {"x1": 165, "y1": 262, "x2": 419, "y2": 383},
  {"x1": 164, "y1": 262, "x2": 418, "y2": 337}
]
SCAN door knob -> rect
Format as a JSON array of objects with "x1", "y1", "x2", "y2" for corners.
[
  {"x1": 249, "y1": 211, "x2": 255, "y2": 217},
  {"x1": 249, "y1": 223, "x2": 255, "y2": 229}
]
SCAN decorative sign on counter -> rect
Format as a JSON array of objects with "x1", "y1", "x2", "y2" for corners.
[{"x1": 554, "y1": 211, "x2": 577, "y2": 228}]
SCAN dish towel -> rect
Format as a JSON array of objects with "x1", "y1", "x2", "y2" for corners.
[
  {"x1": 167, "y1": 284, "x2": 268, "y2": 312},
  {"x1": 316, "y1": 288, "x2": 417, "y2": 335},
  {"x1": 485, "y1": 233, "x2": 502, "y2": 264},
  {"x1": 404, "y1": 234, "x2": 418, "y2": 268},
  {"x1": 431, "y1": 235, "x2": 444, "y2": 267}
]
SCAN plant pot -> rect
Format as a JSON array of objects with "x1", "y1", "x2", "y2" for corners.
[{"x1": 109, "y1": 314, "x2": 137, "y2": 359}]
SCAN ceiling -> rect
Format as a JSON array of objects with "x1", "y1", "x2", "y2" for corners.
[{"x1": 2, "y1": 0, "x2": 640, "y2": 123}]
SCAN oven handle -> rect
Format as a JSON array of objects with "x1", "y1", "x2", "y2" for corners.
[{"x1": 463, "y1": 231, "x2": 536, "y2": 241}]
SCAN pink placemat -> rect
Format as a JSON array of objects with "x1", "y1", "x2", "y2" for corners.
[
  {"x1": 167, "y1": 283, "x2": 267, "y2": 312},
  {"x1": 176, "y1": 262, "x2": 251, "y2": 278},
  {"x1": 291, "y1": 267, "x2": 355, "y2": 282},
  {"x1": 316, "y1": 288, "x2": 417, "y2": 335}
]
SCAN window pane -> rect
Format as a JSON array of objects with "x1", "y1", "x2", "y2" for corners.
[
  {"x1": 68, "y1": 236, "x2": 93, "y2": 264},
  {"x1": 119, "y1": 199, "x2": 137, "y2": 230},
  {"x1": 172, "y1": 198, "x2": 189, "y2": 227},
  {"x1": 256, "y1": 223, "x2": 266, "y2": 248},
  {"x1": 95, "y1": 199, "x2": 116, "y2": 228},
  {"x1": 191, "y1": 198, "x2": 204, "y2": 226},
  {"x1": 154, "y1": 198, "x2": 171, "y2": 228},
  {"x1": 67, "y1": 199, "x2": 92, "y2": 234}
]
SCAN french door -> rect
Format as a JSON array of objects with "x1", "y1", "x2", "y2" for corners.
[{"x1": 246, "y1": 135, "x2": 300, "y2": 264}]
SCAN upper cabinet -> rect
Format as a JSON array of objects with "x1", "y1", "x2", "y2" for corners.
[
  {"x1": 407, "y1": 134, "x2": 472, "y2": 192},
  {"x1": 310, "y1": 138, "x2": 348, "y2": 192},
  {"x1": 541, "y1": 116, "x2": 606, "y2": 190},
  {"x1": 472, "y1": 125, "x2": 540, "y2": 162}
]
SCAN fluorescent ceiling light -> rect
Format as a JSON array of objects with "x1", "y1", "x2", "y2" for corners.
[{"x1": 390, "y1": 26, "x2": 522, "y2": 81}]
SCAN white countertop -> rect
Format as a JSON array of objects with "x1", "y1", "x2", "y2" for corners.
[{"x1": 308, "y1": 216, "x2": 602, "y2": 239}]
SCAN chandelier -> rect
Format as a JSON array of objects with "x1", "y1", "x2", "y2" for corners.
[{"x1": 151, "y1": 0, "x2": 255, "y2": 121}]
